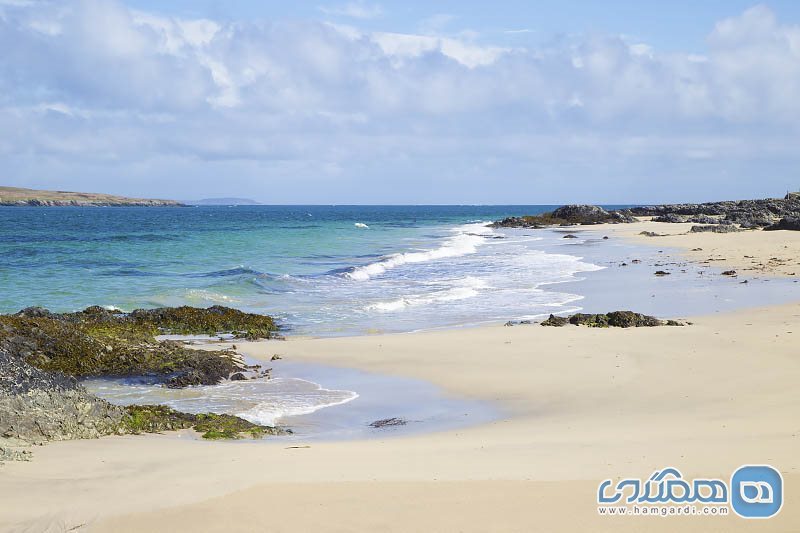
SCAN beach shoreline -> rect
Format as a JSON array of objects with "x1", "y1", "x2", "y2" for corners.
[{"x1": 1, "y1": 222, "x2": 799, "y2": 531}]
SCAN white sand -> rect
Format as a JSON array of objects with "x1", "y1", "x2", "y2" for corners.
[{"x1": 1, "y1": 225, "x2": 799, "y2": 532}]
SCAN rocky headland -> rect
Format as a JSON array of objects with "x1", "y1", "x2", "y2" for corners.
[
  {"x1": 0, "y1": 186, "x2": 185, "y2": 207},
  {"x1": 0, "y1": 305, "x2": 285, "y2": 462},
  {"x1": 490, "y1": 193, "x2": 800, "y2": 231},
  {"x1": 491, "y1": 204, "x2": 635, "y2": 228},
  {"x1": 629, "y1": 192, "x2": 800, "y2": 230}
]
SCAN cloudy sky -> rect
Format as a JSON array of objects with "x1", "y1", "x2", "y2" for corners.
[{"x1": 1, "y1": 1, "x2": 799, "y2": 204}]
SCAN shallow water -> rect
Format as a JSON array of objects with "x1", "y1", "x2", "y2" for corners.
[{"x1": 85, "y1": 360, "x2": 498, "y2": 440}]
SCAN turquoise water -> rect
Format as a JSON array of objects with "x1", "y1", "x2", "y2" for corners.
[
  {"x1": 2, "y1": 205, "x2": 797, "y2": 336},
  {"x1": 0, "y1": 205, "x2": 607, "y2": 334}
]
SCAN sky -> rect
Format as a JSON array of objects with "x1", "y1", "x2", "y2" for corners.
[{"x1": 1, "y1": 1, "x2": 800, "y2": 204}]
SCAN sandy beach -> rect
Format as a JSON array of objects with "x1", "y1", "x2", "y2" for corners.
[
  {"x1": 1, "y1": 225, "x2": 799, "y2": 532},
  {"x1": 602, "y1": 219, "x2": 800, "y2": 278}
]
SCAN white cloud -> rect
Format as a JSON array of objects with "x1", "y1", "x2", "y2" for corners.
[
  {"x1": 0, "y1": 1, "x2": 798, "y2": 201},
  {"x1": 319, "y1": 2, "x2": 382, "y2": 20}
]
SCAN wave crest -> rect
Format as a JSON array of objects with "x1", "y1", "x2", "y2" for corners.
[{"x1": 346, "y1": 223, "x2": 494, "y2": 281}]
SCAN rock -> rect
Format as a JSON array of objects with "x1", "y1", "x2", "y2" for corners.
[
  {"x1": 606, "y1": 311, "x2": 663, "y2": 328},
  {"x1": 654, "y1": 270, "x2": 670, "y2": 276},
  {"x1": 690, "y1": 225, "x2": 740, "y2": 233},
  {"x1": 563, "y1": 234, "x2": 578, "y2": 239},
  {"x1": 270, "y1": 354, "x2": 282, "y2": 361},
  {"x1": 122, "y1": 405, "x2": 286, "y2": 439},
  {"x1": 540, "y1": 314, "x2": 569, "y2": 327},
  {"x1": 504, "y1": 321, "x2": 515, "y2": 327},
  {"x1": 569, "y1": 313, "x2": 608, "y2": 327},
  {"x1": 0, "y1": 347, "x2": 127, "y2": 450},
  {"x1": 551, "y1": 205, "x2": 609, "y2": 223},
  {"x1": 0, "y1": 305, "x2": 276, "y2": 387},
  {"x1": 229, "y1": 372, "x2": 247, "y2": 381},
  {"x1": 653, "y1": 213, "x2": 686, "y2": 223},
  {"x1": 603, "y1": 236, "x2": 609, "y2": 240},
  {"x1": 629, "y1": 195, "x2": 800, "y2": 229},
  {"x1": 490, "y1": 205, "x2": 635, "y2": 228},
  {"x1": 369, "y1": 418, "x2": 407, "y2": 428},
  {"x1": 687, "y1": 215, "x2": 726, "y2": 225},
  {"x1": 721, "y1": 270, "x2": 737, "y2": 276},
  {"x1": 0, "y1": 305, "x2": 291, "y2": 462},
  {"x1": 764, "y1": 216, "x2": 800, "y2": 231},
  {"x1": 639, "y1": 231, "x2": 664, "y2": 237},
  {"x1": 541, "y1": 311, "x2": 675, "y2": 328},
  {"x1": 15, "y1": 307, "x2": 52, "y2": 318}
]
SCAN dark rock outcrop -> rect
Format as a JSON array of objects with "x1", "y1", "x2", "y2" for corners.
[
  {"x1": 764, "y1": 216, "x2": 800, "y2": 231},
  {"x1": 632, "y1": 195, "x2": 800, "y2": 229},
  {"x1": 689, "y1": 225, "x2": 741, "y2": 233},
  {"x1": 540, "y1": 311, "x2": 682, "y2": 328},
  {"x1": 491, "y1": 205, "x2": 635, "y2": 228},
  {"x1": 541, "y1": 314, "x2": 569, "y2": 327}
]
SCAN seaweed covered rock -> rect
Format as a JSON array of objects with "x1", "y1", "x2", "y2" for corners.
[
  {"x1": 130, "y1": 305, "x2": 277, "y2": 338},
  {"x1": 606, "y1": 311, "x2": 663, "y2": 327},
  {"x1": 569, "y1": 313, "x2": 609, "y2": 327},
  {"x1": 0, "y1": 306, "x2": 287, "y2": 462},
  {"x1": 0, "y1": 347, "x2": 127, "y2": 452},
  {"x1": 0, "y1": 305, "x2": 277, "y2": 386},
  {"x1": 122, "y1": 405, "x2": 284, "y2": 439},
  {"x1": 540, "y1": 314, "x2": 569, "y2": 327},
  {"x1": 0, "y1": 345, "x2": 286, "y2": 462},
  {"x1": 540, "y1": 311, "x2": 681, "y2": 328}
]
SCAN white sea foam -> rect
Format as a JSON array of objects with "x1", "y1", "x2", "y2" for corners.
[
  {"x1": 366, "y1": 276, "x2": 490, "y2": 312},
  {"x1": 346, "y1": 223, "x2": 494, "y2": 281},
  {"x1": 236, "y1": 378, "x2": 359, "y2": 426},
  {"x1": 184, "y1": 289, "x2": 238, "y2": 303},
  {"x1": 84, "y1": 376, "x2": 358, "y2": 428},
  {"x1": 354, "y1": 222, "x2": 369, "y2": 229}
]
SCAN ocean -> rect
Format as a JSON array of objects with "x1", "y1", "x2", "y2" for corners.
[{"x1": 0, "y1": 205, "x2": 618, "y2": 336}]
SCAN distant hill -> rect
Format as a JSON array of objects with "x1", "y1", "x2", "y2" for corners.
[
  {"x1": 0, "y1": 186, "x2": 184, "y2": 207},
  {"x1": 188, "y1": 198, "x2": 262, "y2": 205}
]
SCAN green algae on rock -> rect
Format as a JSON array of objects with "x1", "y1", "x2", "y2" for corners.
[
  {"x1": 122, "y1": 405, "x2": 285, "y2": 440},
  {"x1": 541, "y1": 311, "x2": 684, "y2": 328},
  {"x1": 0, "y1": 305, "x2": 278, "y2": 387}
]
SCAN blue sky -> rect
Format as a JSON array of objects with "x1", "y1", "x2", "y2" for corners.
[
  {"x1": 1, "y1": 1, "x2": 800, "y2": 203},
  {"x1": 125, "y1": 1, "x2": 800, "y2": 52}
]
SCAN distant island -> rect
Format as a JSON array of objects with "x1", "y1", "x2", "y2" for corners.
[
  {"x1": 188, "y1": 198, "x2": 262, "y2": 206},
  {"x1": 0, "y1": 186, "x2": 185, "y2": 207}
]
